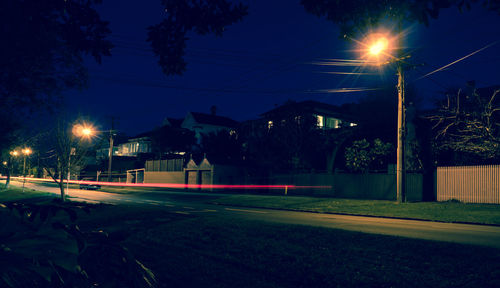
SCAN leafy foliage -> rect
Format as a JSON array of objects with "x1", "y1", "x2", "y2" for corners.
[
  {"x1": 201, "y1": 130, "x2": 243, "y2": 164},
  {"x1": 0, "y1": 0, "x2": 112, "y2": 110},
  {"x1": 147, "y1": 0, "x2": 248, "y2": 75},
  {"x1": 345, "y1": 138, "x2": 393, "y2": 173},
  {"x1": 0, "y1": 200, "x2": 157, "y2": 288},
  {"x1": 429, "y1": 87, "x2": 500, "y2": 161},
  {"x1": 149, "y1": 125, "x2": 196, "y2": 158},
  {"x1": 301, "y1": 0, "x2": 500, "y2": 36},
  {"x1": 245, "y1": 113, "x2": 327, "y2": 172},
  {"x1": 0, "y1": 0, "x2": 112, "y2": 163}
]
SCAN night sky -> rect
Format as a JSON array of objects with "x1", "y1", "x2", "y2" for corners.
[{"x1": 65, "y1": 0, "x2": 500, "y2": 136}]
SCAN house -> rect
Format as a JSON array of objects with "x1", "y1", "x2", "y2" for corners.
[
  {"x1": 181, "y1": 108, "x2": 238, "y2": 143},
  {"x1": 260, "y1": 100, "x2": 358, "y2": 131},
  {"x1": 116, "y1": 136, "x2": 152, "y2": 157}
]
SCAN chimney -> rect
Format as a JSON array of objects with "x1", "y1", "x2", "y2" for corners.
[{"x1": 210, "y1": 105, "x2": 217, "y2": 116}]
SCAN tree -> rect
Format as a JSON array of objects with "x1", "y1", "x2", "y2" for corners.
[
  {"x1": 0, "y1": 0, "x2": 112, "y2": 159},
  {"x1": 149, "y1": 125, "x2": 196, "y2": 158},
  {"x1": 344, "y1": 138, "x2": 393, "y2": 173},
  {"x1": 301, "y1": 0, "x2": 500, "y2": 36},
  {"x1": 429, "y1": 86, "x2": 500, "y2": 162},
  {"x1": 147, "y1": 0, "x2": 248, "y2": 75},
  {"x1": 36, "y1": 119, "x2": 94, "y2": 201},
  {"x1": 200, "y1": 130, "x2": 243, "y2": 164},
  {"x1": 244, "y1": 110, "x2": 328, "y2": 173}
]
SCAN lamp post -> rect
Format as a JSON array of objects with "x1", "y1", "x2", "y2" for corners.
[
  {"x1": 8, "y1": 150, "x2": 19, "y2": 189},
  {"x1": 21, "y1": 148, "x2": 32, "y2": 192},
  {"x1": 68, "y1": 124, "x2": 95, "y2": 194},
  {"x1": 107, "y1": 130, "x2": 114, "y2": 183},
  {"x1": 362, "y1": 31, "x2": 406, "y2": 203}
]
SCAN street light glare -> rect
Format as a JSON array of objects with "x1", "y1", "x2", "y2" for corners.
[
  {"x1": 358, "y1": 31, "x2": 397, "y2": 65},
  {"x1": 82, "y1": 128, "x2": 93, "y2": 136},
  {"x1": 369, "y1": 38, "x2": 388, "y2": 56},
  {"x1": 72, "y1": 123, "x2": 96, "y2": 139},
  {"x1": 22, "y1": 148, "x2": 32, "y2": 155}
]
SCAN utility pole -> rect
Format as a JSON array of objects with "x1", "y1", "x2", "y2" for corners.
[
  {"x1": 396, "y1": 63, "x2": 406, "y2": 203},
  {"x1": 107, "y1": 117, "x2": 115, "y2": 183},
  {"x1": 396, "y1": 19, "x2": 406, "y2": 203}
]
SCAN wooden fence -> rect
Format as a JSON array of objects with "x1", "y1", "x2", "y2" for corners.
[{"x1": 436, "y1": 165, "x2": 500, "y2": 204}]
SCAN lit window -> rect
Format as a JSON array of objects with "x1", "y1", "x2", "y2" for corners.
[
  {"x1": 268, "y1": 121, "x2": 273, "y2": 129},
  {"x1": 316, "y1": 115, "x2": 324, "y2": 128},
  {"x1": 326, "y1": 118, "x2": 338, "y2": 129}
]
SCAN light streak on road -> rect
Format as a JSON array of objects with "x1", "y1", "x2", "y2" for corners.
[{"x1": 2, "y1": 176, "x2": 332, "y2": 191}]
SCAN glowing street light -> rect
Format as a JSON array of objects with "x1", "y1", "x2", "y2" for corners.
[
  {"x1": 82, "y1": 128, "x2": 93, "y2": 136},
  {"x1": 21, "y1": 148, "x2": 32, "y2": 192},
  {"x1": 369, "y1": 37, "x2": 389, "y2": 56},
  {"x1": 65, "y1": 122, "x2": 96, "y2": 193},
  {"x1": 360, "y1": 31, "x2": 407, "y2": 203}
]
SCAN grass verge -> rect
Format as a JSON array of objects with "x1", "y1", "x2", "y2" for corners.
[
  {"x1": 2, "y1": 192, "x2": 499, "y2": 287},
  {"x1": 213, "y1": 195, "x2": 500, "y2": 225},
  {"x1": 76, "y1": 204, "x2": 500, "y2": 288},
  {"x1": 0, "y1": 185, "x2": 54, "y2": 201}
]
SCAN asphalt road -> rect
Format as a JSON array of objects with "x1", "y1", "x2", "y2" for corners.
[{"x1": 12, "y1": 180, "x2": 500, "y2": 249}]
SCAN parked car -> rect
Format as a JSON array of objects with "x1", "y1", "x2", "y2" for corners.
[{"x1": 79, "y1": 178, "x2": 101, "y2": 190}]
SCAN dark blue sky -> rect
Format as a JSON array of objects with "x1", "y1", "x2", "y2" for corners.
[{"x1": 65, "y1": 0, "x2": 500, "y2": 136}]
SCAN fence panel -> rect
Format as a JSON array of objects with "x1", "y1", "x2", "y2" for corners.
[
  {"x1": 436, "y1": 165, "x2": 500, "y2": 204},
  {"x1": 145, "y1": 159, "x2": 184, "y2": 172}
]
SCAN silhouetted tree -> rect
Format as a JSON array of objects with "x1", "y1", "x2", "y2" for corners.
[
  {"x1": 345, "y1": 138, "x2": 393, "y2": 173},
  {"x1": 149, "y1": 125, "x2": 196, "y2": 158},
  {"x1": 429, "y1": 87, "x2": 500, "y2": 163},
  {"x1": 201, "y1": 130, "x2": 243, "y2": 164},
  {"x1": 245, "y1": 112, "x2": 327, "y2": 172},
  {"x1": 301, "y1": 0, "x2": 500, "y2": 36},
  {"x1": 0, "y1": 0, "x2": 112, "y2": 158},
  {"x1": 147, "y1": 0, "x2": 248, "y2": 75},
  {"x1": 35, "y1": 119, "x2": 94, "y2": 201}
]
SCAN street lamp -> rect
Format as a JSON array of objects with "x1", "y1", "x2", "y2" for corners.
[
  {"x1": 68, "y1": 123, "x2": 96, "y2": 191},
  {"x1": 360, "y1": 31, "x2": 406, "y2": 203},
  {"x1": 21, "y1": 148, "x2": 32, "y2": 192}
]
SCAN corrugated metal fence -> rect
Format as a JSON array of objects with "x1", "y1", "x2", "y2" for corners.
[
  {"x1": 145, "y1": 159, "x2": 184, "y2": 172},
  {"x1": 436, "y1": 165, "x2": 500, "y2": 204}
]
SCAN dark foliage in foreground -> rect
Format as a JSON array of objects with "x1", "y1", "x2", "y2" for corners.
[{"x1": 0, "y1": 200, "x2": 157, "y2": 288}]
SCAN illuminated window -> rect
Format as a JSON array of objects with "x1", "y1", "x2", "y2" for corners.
[
  {"x1": 268, "y1": 121, "x2": 273, "y2": 129},
  {"x1": 326, "y1": 118, "x2": 338, "y2": 129},
  {"x1": 316, "y1": 115, "x2": 324, "y2": 128}
]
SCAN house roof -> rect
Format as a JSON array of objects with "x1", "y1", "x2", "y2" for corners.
[
  {"x1": 189, "y1": 112, "x2": 238, "y2": 128},
  {"x1": 162, "y1": 117, "x2": 183, "y2": 127},
  {"x1": 261, "y1": 100, "x2": 356, "y2": 121}
]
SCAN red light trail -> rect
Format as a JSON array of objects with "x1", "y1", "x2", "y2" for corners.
[{"x1": 2, "y1": 176, "x2": 332, "y2": 190}]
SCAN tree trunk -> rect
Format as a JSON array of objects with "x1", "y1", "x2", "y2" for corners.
[
  {"x1": 58, "y1": 162, "x2": 66, "y2": 201},
  {"x1": 59, "y1": 180, "x2": 65, "y2": 201},
  {"x1": 4, "y1": 167, "x2": 11, "y2": 189}
]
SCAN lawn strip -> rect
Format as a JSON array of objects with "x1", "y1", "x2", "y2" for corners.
[
  {"x1": 212, "y1": 195, "x2": 500, "y2": 225},
  {"x1": 80, "y1": 206, "x2": 500, "y2": 288},
  {"x1": 0, "y1": 186, "x2": 55, "y2": 202}
]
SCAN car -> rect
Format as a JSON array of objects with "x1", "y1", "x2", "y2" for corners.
[{"x1": 79, "y1": 178, "x2": 101, "y2": 190}]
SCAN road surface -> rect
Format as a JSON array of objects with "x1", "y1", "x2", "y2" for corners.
[{"x1": 10, "y1": 180, "x2": 500, "y2": 249}]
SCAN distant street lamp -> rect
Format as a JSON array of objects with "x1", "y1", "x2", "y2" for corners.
[
  {"x1": 21, "y1": 148, "x2": 32, "y2": 192},
  {"x1": 360, "y1": 31, "x2": 406, "y2": 203}
]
